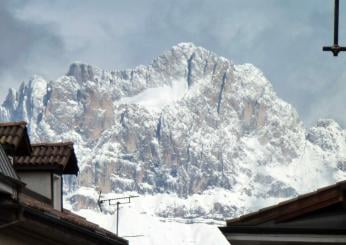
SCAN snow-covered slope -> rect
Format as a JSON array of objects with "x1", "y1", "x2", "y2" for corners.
[
  {"x1": 65, "y1": 189, "x2": 230, "y2": 245},
  {"x1": 2, "y1": 42, "x2": 346, "y2": 244}
]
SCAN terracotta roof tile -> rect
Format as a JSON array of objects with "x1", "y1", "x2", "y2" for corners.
[
  {"x1": 19, "y1": 193, "x2": 126, "y2": 244},
  {"x1": 14, "y1": 142, "x2": 79, "y2": 175},
  {"x1": 0, "y1": 121, "x2": 32, "y2": 155}
]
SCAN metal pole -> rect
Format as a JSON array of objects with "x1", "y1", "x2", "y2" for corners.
[
  {"x1": 334, "y1": 0, "x2": 340, "y2": 46},
  {"x1": 116, "y1": 201, "x2": 120, "y2": 236},
  {"x1": 323, "y1": 0, "x2": 346, "y2": 56},
  {"x1": 98, "y1": 195, "x2": 139, "y2": 236}
]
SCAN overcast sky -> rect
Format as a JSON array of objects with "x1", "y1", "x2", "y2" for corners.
[{"x1": 1, "y1": 0, "x2": 346, "y2": 127}]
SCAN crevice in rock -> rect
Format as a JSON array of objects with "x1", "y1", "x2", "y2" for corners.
[
  {"x1": 212, "y1": 62, "x2": 218, "y2": 76},
  {"x1": 187, "y1": 144, "x2": 191, "y2": 162},
  {"x1": 130, "y1": 70, "x2": 134, "y2": 82},
  {"x1": 26, "y1": 85, "x2": 33, "y2": 123},
  {"x1": 217, "y1": 72, "x2": 227, "y2": 114},
  {"x1": 156, "y1": 114, "x2": 162, "y2": 140},
  {"x1": 203, "y1": 60, "x2": 208, "y2": 74},
  {"x1": 37, "y1": 111, "x2": 43, "y2": 124},
  {"x1": 43, "y1": 83, "x2": 52, "y2": 107},
  {"x1": 120, "y1": 109, "x2": 128, "y2": 128},
  {"x1": 187, "y1": 53, "x2": 196, "y2": 88}
]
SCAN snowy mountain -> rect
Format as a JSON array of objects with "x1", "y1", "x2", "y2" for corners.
[{"x1": 1, "y1": 42, "x2": 346, "y2": 244}]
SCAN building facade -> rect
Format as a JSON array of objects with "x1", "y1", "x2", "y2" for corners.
[{"x1": 0, "y1": 121, "x2": 128, "y2": 245}]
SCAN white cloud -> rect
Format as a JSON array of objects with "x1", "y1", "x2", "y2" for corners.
[{"x1": 2, "y1": 0, "x2": 346, "y2": 126}]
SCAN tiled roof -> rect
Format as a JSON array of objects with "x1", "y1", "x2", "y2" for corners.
[
  {"x1": 0, "y1": 121, "x2": 32, "y2": 156},
  {"x1": 18, "y1": 192, "x2": 128, "y2": 245},
  {"x1": 226, "y1": 180, "x2": 346, "y2": 226},
  {"x1": 0, "y1": 144, "x2": 19, "y2": 180},
  {"x1": 14, "y1": 142, "x2": 79, "y2": 175}
]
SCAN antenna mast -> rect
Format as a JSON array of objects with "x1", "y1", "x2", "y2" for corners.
[
  {"x1": 323, "y1": 0, "x2": 346, "y2": 56},
  {"x1": 97, "y1": 192, "x2": 139, "y2": 236}
]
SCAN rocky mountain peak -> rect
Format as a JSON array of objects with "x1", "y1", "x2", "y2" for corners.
[
  {"x1": 1, "y1": 43, "x2": 346, "y2": 219},
  {"x1": 315, "y1": 118, "x2": 342, "y2": 129},
  {"x1": 306, "y1": 119, "x2": 345, "y2": 153},
  {"x1": 66, "y1": 62, "x2": 102, "y2": 83}
]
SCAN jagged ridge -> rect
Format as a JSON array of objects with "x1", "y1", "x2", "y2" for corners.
[{"x1": 1, "y1": 43, "x2": 346, "y2": 219}]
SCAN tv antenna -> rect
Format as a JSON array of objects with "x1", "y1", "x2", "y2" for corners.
[
  {"x1": 323, "y1": 0, "x2": 346, "y2": 56},
  {"x1": 97, "y1": 192, "x2": 139, "y2": 236}
]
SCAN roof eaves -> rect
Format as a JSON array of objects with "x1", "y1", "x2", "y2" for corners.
[
  {"x1": 226, "y1": 181, "x2": 346, "y2": 226},
  {"x1": 23, "y1": 206, "x2": 128, "y2": 245}
]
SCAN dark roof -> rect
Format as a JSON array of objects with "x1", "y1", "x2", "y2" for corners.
[
  {"x1": 0, "y1": 121, "x2": 32, "y2": 156},
  {"x1": 226, "y1": 180, "x2": 346, "y2": 226},
  {"x1": 0, "y1": 144, "x2": 19, "y2": 180},
  {"x1": 18, "y1": 193, "x2": 128, "y2": 245},
  {"x1": 14, "y1": 142, "x2": 79, "y2": 175}
]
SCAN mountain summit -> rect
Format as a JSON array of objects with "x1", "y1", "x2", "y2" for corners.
[{"x1": 1, "y1": 43, "x2": 346, "y2": 219}]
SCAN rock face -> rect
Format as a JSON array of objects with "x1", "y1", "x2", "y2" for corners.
[{"x1": 1, "y1": 43, "x2": 346, "y2": 217}]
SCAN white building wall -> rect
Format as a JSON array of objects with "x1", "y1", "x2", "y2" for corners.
[{"x1": 18, "y1": 172, "x2": 52, "y2": 199}]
